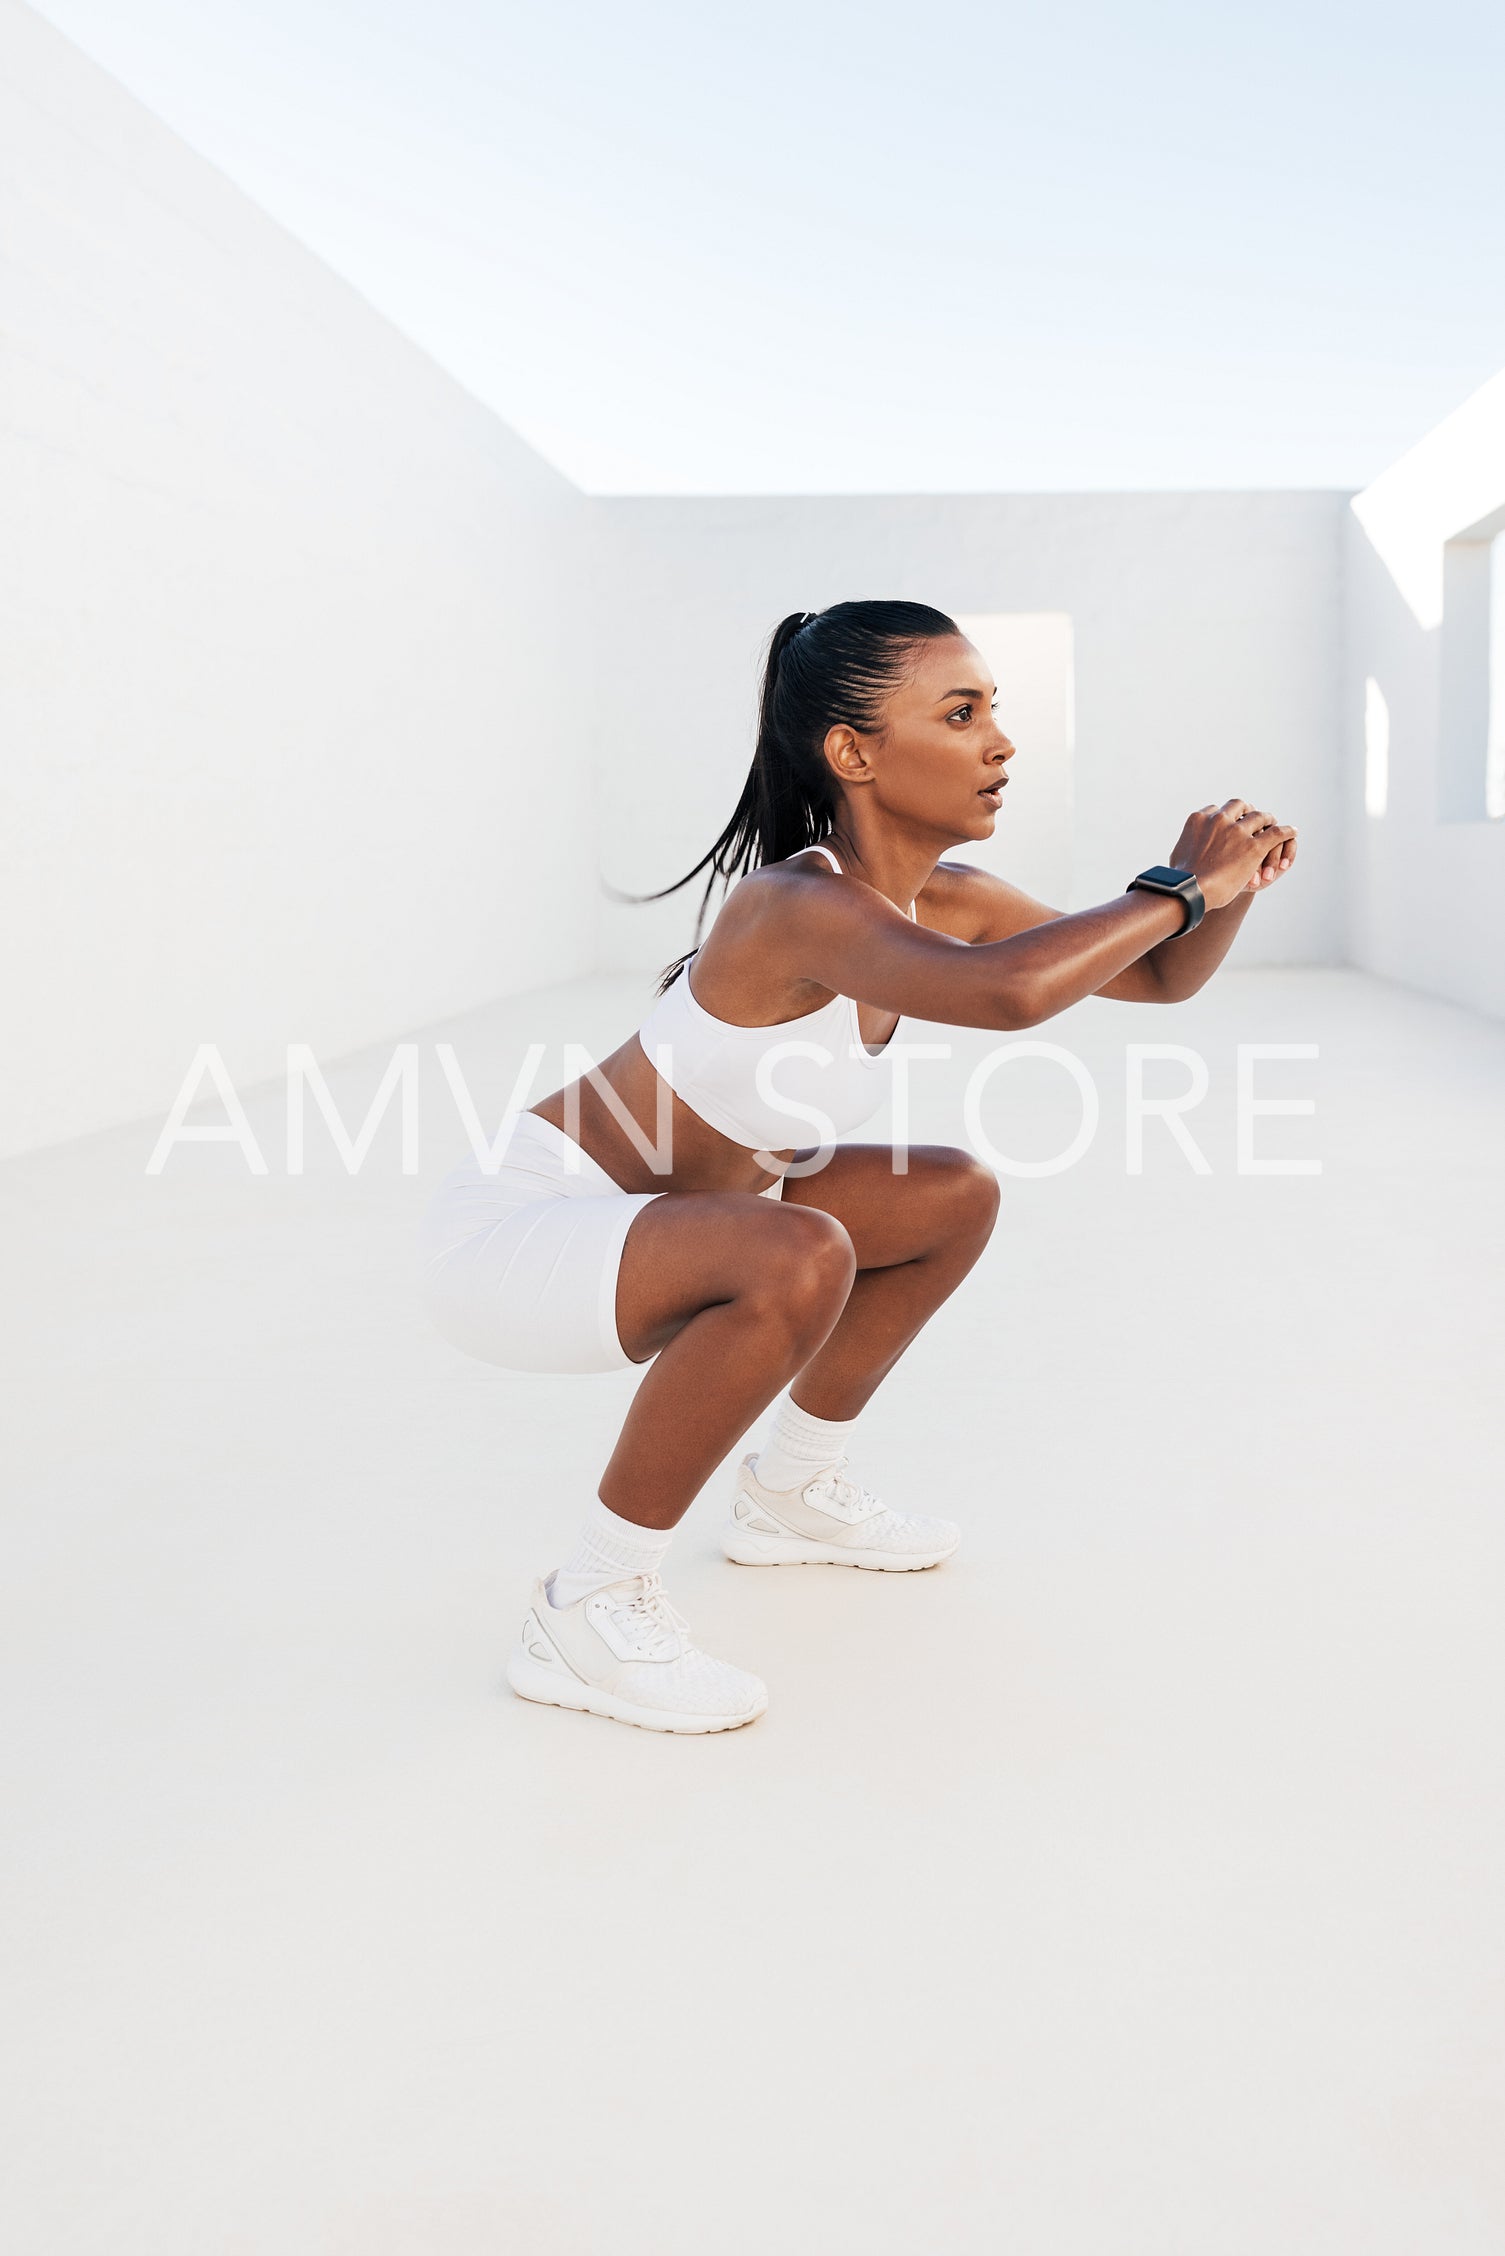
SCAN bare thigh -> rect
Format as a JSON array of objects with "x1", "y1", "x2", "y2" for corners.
[
  {"x1": 775, "y1": 1142, "x2": 1001, "y2": 1419},
  {"x1": 613, "y1": 1190, "x2": 855, "y2": 1363},
  {"x1": 594, "y1": 1152, "x2": 996, "y2": 1524},
  {"x1": 781, "y1": 1143, "x2": 1001, "y2": 1262}
]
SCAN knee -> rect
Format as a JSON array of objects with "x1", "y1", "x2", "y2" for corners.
[
  {"x1": 745, "y1": 1207, "x2": 855, "y2": 1342},
  {"x1": 929, "y1": 1148, "x2": 1001, "y2": 1240}
]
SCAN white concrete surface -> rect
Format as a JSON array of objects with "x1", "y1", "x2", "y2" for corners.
[
  {"x1": 4, "y1": 967, "x2": 1503, "y2": 2256},
  {"x1": 0, "y1": 1, "x2": 590, "y2": 1159}
]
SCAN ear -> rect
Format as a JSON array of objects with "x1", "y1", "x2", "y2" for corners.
[{"x1": 823, "y1": 722, "x2": 876, "y2": 788}]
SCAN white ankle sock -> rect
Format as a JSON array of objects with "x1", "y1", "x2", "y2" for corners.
[
  {"x1": 547, "y1": 1498, "x2": 673, "y2": 1611},
  {"x1": 754, "y1": 1394, "x2": 858, "y2": 1493}
]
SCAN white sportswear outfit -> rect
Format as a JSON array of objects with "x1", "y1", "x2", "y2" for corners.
[{"x1": 417, "y1": 845, "x2": 913, "y2": 1376}]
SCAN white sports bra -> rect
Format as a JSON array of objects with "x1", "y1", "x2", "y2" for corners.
[{"x1": 636, "y1": 844, "x2": 914, "y2": 1153}]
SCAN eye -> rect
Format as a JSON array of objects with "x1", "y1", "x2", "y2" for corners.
[{"x1": 947, "y1": 703, "x2": 973, "y2": 725}]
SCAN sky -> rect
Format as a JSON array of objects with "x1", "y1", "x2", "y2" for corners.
[{"x1": 29, "y1": 0, "x2": 1505, "y2": 495}]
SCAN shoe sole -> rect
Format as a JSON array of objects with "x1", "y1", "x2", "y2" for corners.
[
  {"x1": 505, "y1": 1648, "x2": 767, "y2": 1734},
  {"x1": 722, "y1": 1528, "x2": 958, "y2": 1572}
]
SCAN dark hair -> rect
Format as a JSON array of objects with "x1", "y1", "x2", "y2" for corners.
[{"x1": 639, "y1": 599, "x2": 959, "y2": 991}]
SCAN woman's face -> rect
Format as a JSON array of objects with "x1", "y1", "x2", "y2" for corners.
[{"x1": 828, "y1": 634, "x2": 1017, "y2": 844}]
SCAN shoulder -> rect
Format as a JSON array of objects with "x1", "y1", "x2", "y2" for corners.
[
  {"x1": 917, "y1": 859, "x2": 1063, "y2": 944},
  {"x1": 715, "y1": 855, "x2": 878, "y2": 940},
  {"x1": 693, "y1": 853, "x2": 909, "y2": 1003}
]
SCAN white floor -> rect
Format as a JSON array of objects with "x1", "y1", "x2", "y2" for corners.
[{"x1": 4, "y1": 967, "x2": 1504, "y2": 2256}]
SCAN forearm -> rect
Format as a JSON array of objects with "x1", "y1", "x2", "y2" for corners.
[
  {"x1": 1141, "y1": 890, "x2": 1254, "y2": 1002},
  {"x1": 985, "y1": 891, "x2": 1188, "y2": 1025},
  {"x1": 826, "y1": 889, "x2": 1185, "y2": 1030}
]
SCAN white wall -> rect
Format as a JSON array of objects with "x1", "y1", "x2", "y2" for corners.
[
  {"x1": 1345, "y1": 369, "x2": 1505, "y2": 1020},
  {"x1": 592, "y1": 492, "x2": 1345, "y2": 978},
  {"x1": 21, "y1": 0, "x2": 1488, "y2": 1167},
  {"x1": 0, "y1": 1, "x2": 592, "y2": 1158},
  {"x1": 948, "y1": 613, "x2": 1075, "y2": 908}
]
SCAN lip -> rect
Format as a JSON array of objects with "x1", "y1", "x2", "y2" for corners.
[{"x1": 978, "y1": 780, "x2": 1006, "y2": 803}]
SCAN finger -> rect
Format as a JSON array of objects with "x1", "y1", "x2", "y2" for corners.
[
  {"x1": 1259, "y1": 831, "x2": 1295, "y2": 882},
  {"x1": 1220, "y1": 797, "x2": 1251, "y2": 820}
]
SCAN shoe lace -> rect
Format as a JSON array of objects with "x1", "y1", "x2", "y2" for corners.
[
  {"x1": 805, "y1": 1460, "x2": 880, "y2": 1520},
  {"x1": 604, "y1": 1572, "x2": 690, "y2": 1659}
]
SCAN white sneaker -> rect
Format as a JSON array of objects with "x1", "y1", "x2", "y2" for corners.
[
  {"x1": 505, "y1": 1571, "x2": 768, "y2": 1734},
  {"x1": 724, "y1": 1453, "x2": 961, "y2": 1572}
]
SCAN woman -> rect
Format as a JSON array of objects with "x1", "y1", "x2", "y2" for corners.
[{"x1": 418, "y1": 601, "x2": 1296, "y2": 1735}]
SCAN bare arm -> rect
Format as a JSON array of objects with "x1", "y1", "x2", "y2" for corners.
[
  {"x1": 749, "y1": 801, "x2": 1296, "y2": 1030},
  {"x1": 916, "y1": 800, "x2": 1299, "y2": 1005},
  {"x1": 923, "y1": 868, "x2": 1257, "y2": 1003},
  {"x1": 813, "y1": 886, "x2": 1190, "y2": 1030}
]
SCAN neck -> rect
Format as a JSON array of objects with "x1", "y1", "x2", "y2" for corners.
[{"x1": 825, "y1": 815, "x2": 945, "y2": 915}]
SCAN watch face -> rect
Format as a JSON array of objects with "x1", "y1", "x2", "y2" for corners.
[{"x1": 1139, "y1": 866, "x2": 1190, "y2": 888}]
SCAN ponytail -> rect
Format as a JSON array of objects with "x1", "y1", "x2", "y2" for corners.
[{"x1": 633, "y1": 599, "x2": 959, "y2": 993}]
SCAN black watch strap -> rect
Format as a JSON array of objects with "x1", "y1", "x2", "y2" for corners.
[{"x1": 1126, "y1": 865, "x2": 1206, "y2": 933}]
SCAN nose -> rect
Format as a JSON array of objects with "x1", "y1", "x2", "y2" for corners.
[{"x1": 994, "y1": 731, "x2": 1015, "y2": 764}]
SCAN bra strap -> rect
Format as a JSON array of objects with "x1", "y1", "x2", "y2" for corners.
[{"x1": 797, "y1": 840, "x2": 917, "y2": 919}]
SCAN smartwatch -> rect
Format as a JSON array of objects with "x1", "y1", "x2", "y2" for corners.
[{"x1": 1127, "y1": 865, "x2": 1205, "y2": 933}]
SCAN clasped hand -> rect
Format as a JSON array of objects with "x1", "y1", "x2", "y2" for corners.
[{"x1": 1168, "y1": 798, "x2": 1297, "y2": 910}]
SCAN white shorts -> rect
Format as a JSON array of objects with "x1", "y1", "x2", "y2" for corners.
[{"x1": 417, "y1": 1111, "x2": 784, "y2": 1375}]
